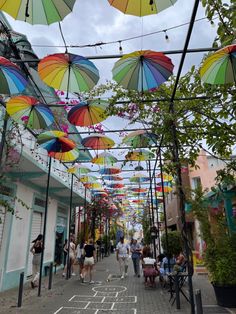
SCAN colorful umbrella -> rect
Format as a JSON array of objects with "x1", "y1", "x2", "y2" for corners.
[
  {"x1": 200, "y1": 44, "x2": 236, "y2": 85},
  {"x1": 125, "y1": 149, "x2": 155, "y2": 161},
  {"x1": 156, "y1": 173, "x2": 173, "y2": 182},
  {"x1": 0, "y1": 0, "x2": 76, "y2": 25},
  {"x1": 155, "y1": 183, "x2": 172, "y2": 193},
  {"x1": 0, "y1": 57, "x2": 28, "y2": 94},
  {"x1": 67, "y1": 100, "x2": 108, "y2": 126},
  {"x1": 38, "y1": 53, "x2": 99, "y2": 94},
  {"x1": 6, "y1": 95, "x2": 54, "y2": 129},
  {"x1": 79, "y1": 175, "x2": 97, "y2": 183},
  {"x1": 112, "y1": 50, "x2": 174, "y2": 92},
  {"x1": 48, "y1": 148, "x2": 79, "y2": 162},
  {"x1": 37, "y1": 130, "x2": 75, "y2": 153},
  {"x1": 100, "y1": 167, "x2": 121, "y2": 175},
  {"x1": 130, "y1": 174, "x2": 150, "y2": 182},
  {"x1": 130, "y1": 187, "x2": 147, "y2": 193},
  {"x1": 84, "y1": 182, "x2": 103, "y2": 189},
  {"x1": 108, "y1": 183, "x2": 125, "y2": 189},
  {"x1": 91, "y1": 152, "x2": 117, "y2": 165},
  {"x1": 108, "y1": 0, "x2": 177, "y2": 17},
  {"x1": 122, "y1": 130, "x2": 158, "y2": 148},
  {"x1": 67, "y1": 163, "x2": 90, "y2": 175},
  {"x1": 81, "y1": 135, "x2": 115, "y2": 150},
  {"x1": 102, "y1": 175, "x2": 123, "y2": 181}
]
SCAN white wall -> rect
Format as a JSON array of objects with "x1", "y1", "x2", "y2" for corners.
[
  {"x1": 44, "y1": 197, "x2": 57, "y2": 262},
  {"x1": 6, "y1": 182, "x2": 33, "y2": 272}
]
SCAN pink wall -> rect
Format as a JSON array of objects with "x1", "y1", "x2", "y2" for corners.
[{"x1": 188, "y1": 150, "x2": 225, "y2": 190}]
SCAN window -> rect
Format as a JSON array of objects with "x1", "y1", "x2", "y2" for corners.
[
  {"x1": 192, "y1": 177, "x2": 201, "y2": 189},
  {"x1": 34, "y1": 197, "x2": 46, "y2": 208}
]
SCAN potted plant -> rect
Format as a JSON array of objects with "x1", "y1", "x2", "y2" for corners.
[
  {"x1": 161, "y1": 230, "x2": 183, "y2": 256},
  {"x1": 189, "y1": 186, "x2": 236, "y2": 308}
]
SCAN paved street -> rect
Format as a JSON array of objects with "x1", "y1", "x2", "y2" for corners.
[{"x1": 0, "y1": 254, "x2": 235, "y2": 314}]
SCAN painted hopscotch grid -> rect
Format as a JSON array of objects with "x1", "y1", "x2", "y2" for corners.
[{"x1": 54, "y1": 308, "x2": 137, "y2": 314}]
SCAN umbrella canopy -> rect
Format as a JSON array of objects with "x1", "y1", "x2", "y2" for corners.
[
  {"x1": 108, "y1": 183, "x2": 125, "y2": 189},
  {"x1": 100, "y1": 167, "x2": 121, "y2": 175},
  {"x1": 81, "y1": 134, "x2": 115, "y2": 150},
  {"x1": 122, "y1": 130, "x2": 158, "y2": 148},
  {"x1": 79, "y1": 175, "x2": 97, "y2": 183},
  {"x1": 156, "y1": 173, "x2": 173, "y2": 182},
  {"x1": 125, "y1": 149, "x2": 155, "y2": 161},
  {"x1": 155, "y1": 184, "x2": 172, "y2": 193},
  {"x1": 0, "y1": 0, "x2": 76, "y2": 25},
  {"x1": 67, "y1": 99, "x2": 108, "y2": 126},
  {"x1": 84, "y1": 182, "x2": 103, "y2": 189},
  {"x1": 0, "y1": 57, "x2": 28, "y2": 94},
  {"x1": 108, "y1": 0, "x2": 177, "y2": 17},
  {"x1": 130, "y1": 187, "x2": 147, "y2": 193},
  {"x1": 48, "y1": 148, "x2": 79, "y2": 162},
  {"x1": 38, "y1": 53, "x2": 99, "y2": 94},
  {"x1": 6, "y1": 95, "x2": 54, "y2": 129},
  {"x1": 103, "y1": 175, "x2": 123, "y2": 181},
  {"x1": 37, "y1": 130, "x2": 76, "y2": 153},
  {"x1": 130, "y1": 174, "x2": 149, "y2": 182},
  {"x1": 200, "y1": 44, "x2": 236, "y2": 85},
  {"x1": 91, "y1": 152, "x2": 117, "y2": 165},
  {"x1": 67, "y1": 163, "x2": 90, "y2": 175},
  {"x1": 112, "y1": 50, "x2": 174, "y2": 92}
]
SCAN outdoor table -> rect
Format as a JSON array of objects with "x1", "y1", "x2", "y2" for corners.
[{"x1": 167, "y1": 272, "x2": 190, "y2": 309}]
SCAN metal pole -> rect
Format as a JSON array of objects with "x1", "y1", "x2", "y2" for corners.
[
  {"x1": 38, "y1": 156, "x2": 52, "y2": 297},
  {"x1": 48, "y1": 262, "x2": 53, "y2": 290},
  {"x1": 148, "y1": 160, "x2": 156, "y2": 259},
  {"x1": 83, "y1": 187, "x2": 87, "y2": 239},
  {"x1": 195, "y1": 289, "x2": 203, "y2": 314},
  {"x1": 153, "y1": 171, "x2": 161, "y2": 253},
  {"x1": 159, "y1": 151, "x2": 171, "y2": 271},
  {"x1": 0, "y1": 111, "x2": 8, "y2": 171},
  {"x1": 66, "y1": 174, "x2": 74, "y2": 280},
  {"x1": 17, "y1": 272, "x2": 24, "y2": 307},
  {"x1": 175, "y1": 274, "x2": 181, "y2": 309}
]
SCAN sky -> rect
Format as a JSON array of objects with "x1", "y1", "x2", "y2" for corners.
[{"x1": 1, "y1": 0, "x2": 219, "y2": 218}]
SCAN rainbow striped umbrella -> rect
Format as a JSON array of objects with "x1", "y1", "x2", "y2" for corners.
[
  {"x1": 100, "y1": 167, "x2": 121, "y2": 175},
  {"x1": 130, "y1": 174, "x2": 149, "y2": 183},
  {"x1": 108, "y1": 0, "x2": 177, "y2": 17},
  {"x1": 122, "y1": 130, "x2": 158, "y2": 148},
  {"x1": 0, "y1": 57, "x2": 28, "y2": 94},
  {"x1": 79, "y1": 175, "x2": 97, "y2": 183},
  {"x1": 112, "y1": 50, "x2": 174, "y2": 92},
  {"x1": 102, "y1": 175, "x2": 123, "y2": 181},
  {"x1": 38, "y1": 53, "x2": 99, "y2": 94},
  {"x1": 0, "y1": 0, "x2": 76, "y2": 25},
  {"x1": 67, "y1": 163, "x2": 90, "y2": 175},
  {"x1": 48, "y1": 148, "x2": 79, "y2": 162},
  {"x1": 67, "y1": 100, "x2": 108, "y2": 126},
  {"x1": 156, "y1": 173, "x2": 173, "y2": 182},
  {"x1": 91, "y1": 152, "x2": 117, "y2": 165},
  {"x1": 200, "y1": 44, "x2": 236, "y2": 85},
  {"x1": 37, "y1": 130, "x2": 75, "y2": 153},
  {"x1": 155, "y1": 183, "x2": 172, "y2": 193},
  {"x1": 81, "y1": 135, "x2": 115, "y2": 150},
  {"x1": 6, "y1": 96, "x2": 54, "y2": 129},
  {"x1": 125, "y1": 149, "x2": 155, "y2": 161}
]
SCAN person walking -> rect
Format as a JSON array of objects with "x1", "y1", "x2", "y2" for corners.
[
  {"x1": 76, "y1": 240, "x2": 85, "y2": 277},
  {"x1": 116, "y1": 236, "x2": 129, "y2": 279},
  {"x1": 63, "y1": 237, "x2": 76, "y2": 277},
  {"x1": 63, "y1": 239, "x2": 68, "y2": 268},
  {"x1": 130, "y1": 238, "x2": 142, "y2": 277},
  {"x1": 30, "y1": 234, "x2": 43, "y2": 289},
  {"x1": 81, "y1": 238, "x2": 96, "y2": 284}
]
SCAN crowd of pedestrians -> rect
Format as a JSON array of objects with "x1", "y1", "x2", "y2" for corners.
[{"x1": 30, "y1": 233, "x2": 186, "y2": 289}]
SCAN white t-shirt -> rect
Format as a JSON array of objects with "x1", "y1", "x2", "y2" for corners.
[
  {"x1": 143, "y1": 257, "x2": 156, "y2": 265},
  {"x1": 116, "y1": 242, "x2": 129, "y2": 257}
]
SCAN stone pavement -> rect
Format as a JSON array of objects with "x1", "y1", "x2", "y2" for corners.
[{"x1": 0, "y1": 254, "x2": 235, "y2": 314}]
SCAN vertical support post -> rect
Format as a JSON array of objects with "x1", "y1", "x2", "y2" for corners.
[
  {"x1": 48, "y1": 262, "x2": 53, "y2": 290},
  {"x1": 66, "y1": 173, "x2": 74, "y2": 280},
  {"x1": 38, "y1": 156, "x2": 52, "y2": 297},
  {"x1": 159, "y1": 152, "x2": 170, "y2": 270},
  {"x1": 153, "y1": 170, "x2": 161, "y2": 253},
  {"x1": 195, "y1": 289, "x2": 203, "y2": 314},
  {"x1": 17, "y1": 272, "x2": 24, "y2": 308},
  {"x1": 0, "y1": 111, "x2": 8, "y2": 171},
  {"x1": 174, "y1": 274, "x2": 181, "y2": 309},
  {"x1": 83, "y1": 187, "x2": 87, "y2": 239},
  {"x1": 148, "y1": 159, "x2": 156, "y2": 259}
]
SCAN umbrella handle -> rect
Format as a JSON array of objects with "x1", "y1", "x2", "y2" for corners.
[{"x1": 25, "y1": 0, "x2": 30, "y2": 18}]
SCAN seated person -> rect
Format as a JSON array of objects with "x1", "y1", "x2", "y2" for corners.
[
  {"x1": 142, "y1": 252, "x2": 158, "y2": 288},
  {"x1": 174, "y1": 251, "x2": 186, "y2": 272},
  {"x1": 159, "y1": 253, "x2": 176, "y2": 276}
]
